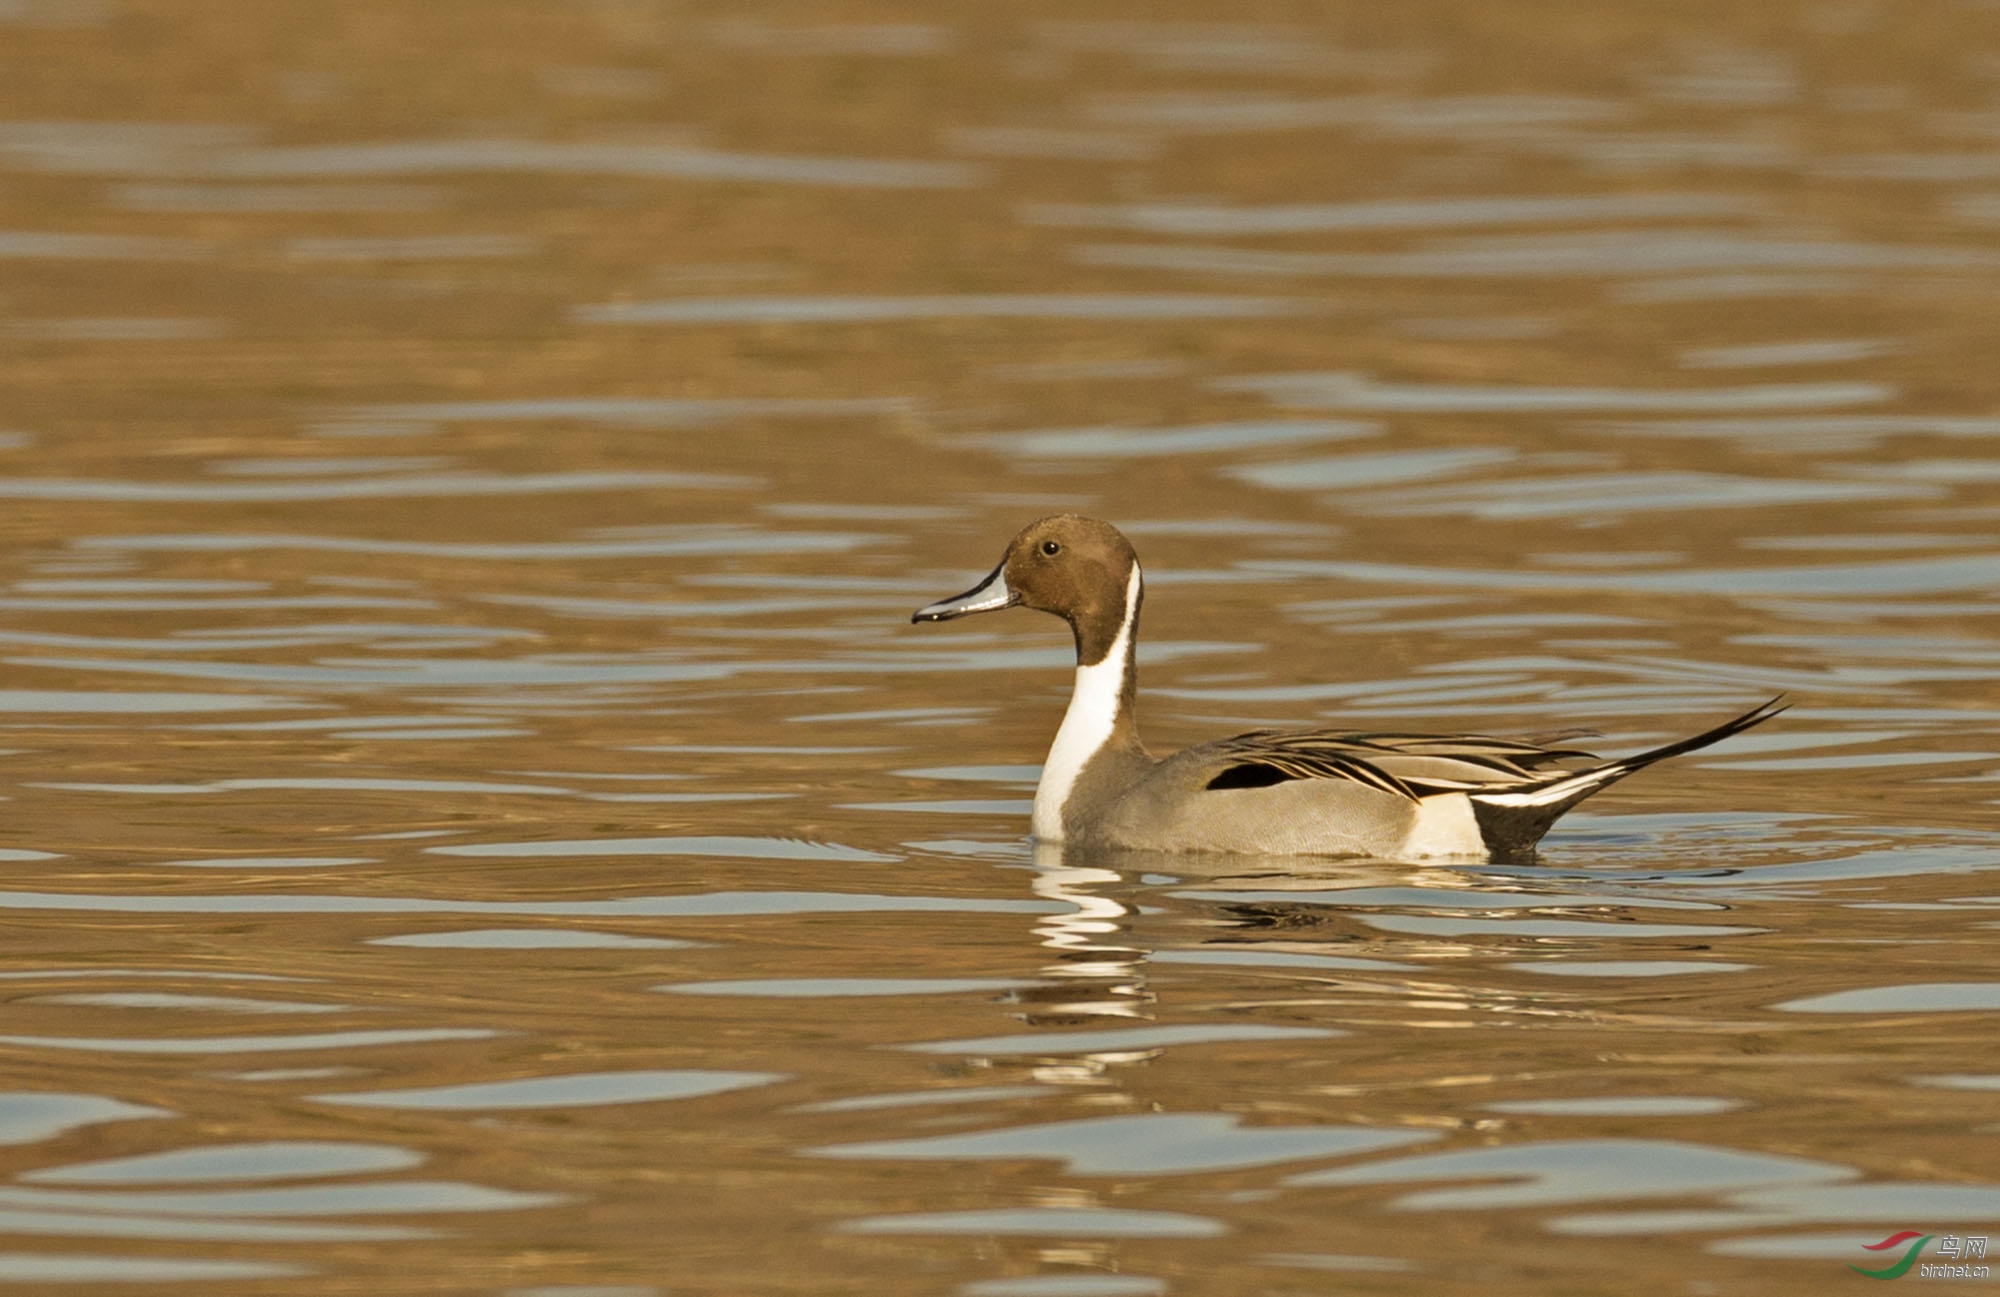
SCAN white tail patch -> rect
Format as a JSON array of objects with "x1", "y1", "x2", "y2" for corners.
[
  {"x1": 1032, "y1": 563, "x2": 1141, "y2": 842},
  {"x1": 1403, "y1": 793, "x2": 1486, "y2": 856}
]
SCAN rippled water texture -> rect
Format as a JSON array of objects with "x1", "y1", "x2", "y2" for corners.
[{"x1": 0, "y1": 3, "x2": 1997, "y2": 1293}]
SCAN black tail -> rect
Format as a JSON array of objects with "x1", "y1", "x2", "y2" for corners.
[{"x1": 1468, "y1": 696, "x2": 1787, "y2": 855}]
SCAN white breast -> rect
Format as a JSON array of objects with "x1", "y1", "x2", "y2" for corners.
[{"x1": 1032, "y1": 564, "x2": 1141, "y2": 842}]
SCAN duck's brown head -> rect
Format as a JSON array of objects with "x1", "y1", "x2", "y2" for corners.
[{"x1": 912, "y1": 515, "x2": 1141, "y2": 666}]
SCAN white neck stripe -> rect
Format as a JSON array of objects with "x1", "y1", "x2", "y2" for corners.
[{"x1": 1032, "y1": 563, "x2": 1139, "y2": 842}]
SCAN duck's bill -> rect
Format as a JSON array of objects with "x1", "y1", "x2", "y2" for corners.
[{"x1": 912, "y1": 562, "x2": 1017, "y2": 622}]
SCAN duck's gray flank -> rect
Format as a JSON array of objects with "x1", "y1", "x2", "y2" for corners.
[{"x1": 914, "y1": 514, "x2": 1785, "y2": 858}]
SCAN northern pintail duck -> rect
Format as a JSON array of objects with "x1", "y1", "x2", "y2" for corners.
[{"x1": 913, "y1": 515, "x2": 1783, "y2": 858}]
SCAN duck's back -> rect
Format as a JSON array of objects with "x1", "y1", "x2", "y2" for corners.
[{"x1": 1066, "y1": 701, "x2": 1782, "y2": 858}]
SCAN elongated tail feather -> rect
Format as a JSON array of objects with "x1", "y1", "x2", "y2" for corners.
[{"x1": 1468, "y1": 696, "x2": 1787, "y2": 855}]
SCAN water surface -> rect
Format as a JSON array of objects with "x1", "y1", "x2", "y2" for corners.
[{"x1": 0, "y1": 2, "x2": 1996, "y2": 1294}]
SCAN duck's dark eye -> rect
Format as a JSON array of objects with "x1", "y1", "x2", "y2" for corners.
[{"x1": 1040, "y1": 540, "x2": 1061, "y2": 556}]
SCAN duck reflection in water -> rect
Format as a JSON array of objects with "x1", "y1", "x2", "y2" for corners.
[{"x1": 1019, "y1": 841, "x2": 1426, "y2": 996}]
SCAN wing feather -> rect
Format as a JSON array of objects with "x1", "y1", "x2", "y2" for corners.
[
  {"x1": 1202, "y1": 727, "x2": 1602, "y2": 801},
  {"x1": 1195, "y1": 698, "x2": 1786, "y2": 854}
]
